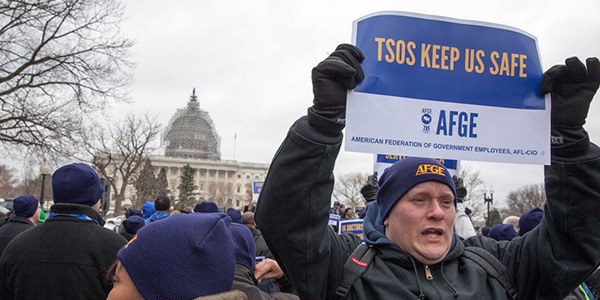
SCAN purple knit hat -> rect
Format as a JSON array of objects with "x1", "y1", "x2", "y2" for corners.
[
  {"x1": 377, "y1": 157, "x2": 456, "y2": 221},
  {"x1": 230, "y1": 223, "x2": 256, "y2": 273},
  {"x1": 117, "y1": 213, "x2": 236, "y2": 299},
  {"x1": 194, "y1": 201, "x2": 219, "y2": 213},
  {"x1": 13, "y1": 195, "x2": 39, "y2": 218},
  {"x1": 122, "y1": 215, "x2": 145, "y2": 234},
  {"x1": 518, "y1": 207, "x2": 543, "y2": 235},
  {"x1": 489, "y1": 224, "x2": 517, "y2": 241},
  {"x1": 52, "y1": 163, "x2": 103, "y2": 207},
  {"x1": 226, "y1": 208, "x2": 242, "y2": 224}
]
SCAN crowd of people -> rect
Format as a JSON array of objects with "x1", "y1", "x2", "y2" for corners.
[
  {"x1": 0, "y1": 163, "x2": 299, "y2": 299},
  {"x1": 0, "y1": 43, "x2": 599, "y2": 299}
]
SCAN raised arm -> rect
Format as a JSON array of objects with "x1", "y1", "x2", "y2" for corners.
[
  {"x1": 473, "y1": 57, "x2": 600, "y2": 299},
  {"x1": 255, "y1": 44, "x2": 364, "y2": 300}
]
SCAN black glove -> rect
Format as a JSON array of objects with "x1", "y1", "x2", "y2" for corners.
[
  {"x1": 452, "y1": 175, "x2": 467, "y2": 203},
  {"x1": 360, "y1": 172, "x2": 378, "y2": 202},
  {"x1": 311, "y1": 44, "x2": 365, "y2": 124},
  {"x1": 540, "y1": 57, "x2": 600, "y2": 145}
]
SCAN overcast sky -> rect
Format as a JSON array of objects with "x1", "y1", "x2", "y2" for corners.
[{"x1": 116, "y1": 0, "x2": 600, "y2": 209}]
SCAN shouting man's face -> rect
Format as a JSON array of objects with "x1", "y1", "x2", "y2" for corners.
[{"x1": 384, "y1": 181, "x2": 455, "y2": 265}]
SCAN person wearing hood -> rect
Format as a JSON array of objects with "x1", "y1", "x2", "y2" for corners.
[
  {"x1": 0, "y1": 163, "x2": 127, "y2": 299},
  {"x1": 255, "y1": 44, "x2": 600, "y2": 299},
  {"x1": 145, "y1": 195, "x2": 170, "y2": 225},
  {"x1": 141, "y1": 201, "x2": 155, "y2": 220}
]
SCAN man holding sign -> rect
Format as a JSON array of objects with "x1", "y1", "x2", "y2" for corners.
[{"x1": 255, "y1": 39, "x2": 600, "y2": 300}]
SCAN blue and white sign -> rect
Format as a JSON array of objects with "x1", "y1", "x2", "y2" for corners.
[
  {"x1": 374, "y1": 154, "x2": 460, "y2": 179},
  {"x1": 252, "y1": 180, "x2": 264, "y2": 202},
  {"x1": 346, "y1": 11, "x2": 550, "y2": 165},
  {"x1": 338, "y1": 219, "x2": 364, "y2": 242},
  {"x1": 329, "y1": 214, "x2": 341, "y2": 227}
]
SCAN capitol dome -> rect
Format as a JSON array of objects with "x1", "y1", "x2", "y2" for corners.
[{"x1": 162, "y1": 89, "x2": 221, "y2": 160}]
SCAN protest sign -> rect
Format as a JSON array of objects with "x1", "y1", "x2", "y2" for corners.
[
  {"x1": 374, "y1": 154, "x2": 459, "y2": 178},
  {"x1": 252, "y1": 180, "x2": 264, "y2": 202},
  {"x1": 338, "y1": 219, "x2": 364, "y2": 243},
  {"x1": 346, "y1": 11, "x2": 550, "y2": 165},
  {"x1": 329, "y1": 214, "x2": 341, "y2": 227}
]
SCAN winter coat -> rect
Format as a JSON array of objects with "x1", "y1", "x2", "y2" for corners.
[
  {"x1": 145, "y1": 210, "x2": 170, "y2": 224},
  {"x1": 0, "y1": 216, "x2": 34, "y2": 255},
  {"x1": 255, "y1": 115, "x2": 600, "y2": 300},
  {"x1": 0, "y1": 203, "x2": 127, "y2": 299}
]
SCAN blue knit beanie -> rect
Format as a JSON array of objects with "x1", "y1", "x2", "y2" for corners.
[
  {"x1": 377, "y1": 157, "x2": 456, "y2": 221},
  {"x1": 13, "y1": 195, "x2": 39, "y2": 218},
  {"x1": 489, "y1": 223, "x2": 517, "y2": 241},
  {"x1": 194, "y1": 201, "x2": 219, "y2": 213},
  {"x1": 118, "y1": 213, "x2": 236, "y2": 299},
  {"x1": 481, "y1": 226, "x2": 492, "y2": 237},
  {"x1": 122, "y1": 215, "x2": 145, "y2": 235},
  {"x1": 52, "y1": 163, "x2": 103, "y2": 207},
  {"x1": 518, "y1": 207, "x2": 543, "y2": 235},
  {"x1": 230, "y1": 223, "x2": 256, "y2": 273},
  {"x1": 126, "y1": 208, "x2": 143, "y2": 218},
  {"x1": 226, "y1": 208, "x2": 242, "y2": 224}
]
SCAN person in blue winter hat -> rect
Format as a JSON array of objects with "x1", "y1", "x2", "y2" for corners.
[
  {"x1": 194, "y1": 200, "x2": 219, "y2": 213},
  {"x1": 108, "y1": 213, "x2": 247, "y2": 300},
  {"x1": 518, "y1": 207, "x2": 544, "y2": 236},
  {"x1": 227, "y1": 207, "x2": 243, "y2": 224},
  {"x1": 255, "y1": 43, "x2": 600, "y2": 299},
  {"x1": 119, "y1": 215, "x2": 146, "y2": 241},
  {"x1": 0, "y1": 195, "x2": 41, "y2": 254},
  {"x1": 231, "y1": 223, "x2": 256, "y2": 275},
  {"x1": 125, "y1": 208, "x2": 143, "y2": 218},
  {"x1": 488, "y1": 223, "x2": 518, "y2": 241},
  {"x1": 481, "y1": 226, "x2": 492, "y2": 237},
  {"x1": 0, "y1": 163, "x2": 127, "y2": 299}
]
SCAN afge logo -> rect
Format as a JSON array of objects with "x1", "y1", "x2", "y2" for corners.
[
  {"x1": 415, "y1": 164, "x2": 446, "y2": 176},
  {"x1": 421, "y1": 108, "x2": 433, "y2": 134},
  {"x1": 421, "y1": 108, "x2": 479, "y2": 138}
]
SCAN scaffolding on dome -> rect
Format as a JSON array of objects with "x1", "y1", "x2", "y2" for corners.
[{"x1": 161, "y1": 89, "x2": 221, "y2": 160}]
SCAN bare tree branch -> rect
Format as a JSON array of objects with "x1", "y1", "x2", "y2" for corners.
[
  {"x1": 501, "y1": 183, "x2": 546, "y2": 218},
  {"x1": 334, "y1": 172, "x2": 368, "y2": 210},
  {"x1": 0, "y1": 0, "x2": 134, "y2": 156},
  {"x1": 84, "y1": 113, "x2": 162, "y2": 213}
]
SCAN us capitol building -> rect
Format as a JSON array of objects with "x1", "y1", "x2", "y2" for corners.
[{"x1": 123, "y1": 89, "x2": 270, "y2": 210}]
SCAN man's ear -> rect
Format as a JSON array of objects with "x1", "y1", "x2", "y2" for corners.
[{"x1": 383, "y1": 218, "x2": 389, "y2": 227}]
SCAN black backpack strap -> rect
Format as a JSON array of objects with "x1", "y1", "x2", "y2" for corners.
[
  {"x1": 463, "y1": 247, "x2": 518, "y2": 300},
  {"x1": 335, "y1": 244, "x2": 376, "y2": 299}
]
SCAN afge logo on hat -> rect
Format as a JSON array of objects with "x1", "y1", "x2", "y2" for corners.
[
  {"x1": 415, "y1": 164, "x2": 446, "y2": 176},
  {"x1": 124, "y1": 234, "x2": 138, "y2": 249}
]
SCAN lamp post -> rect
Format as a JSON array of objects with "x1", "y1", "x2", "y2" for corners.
[
  {"x1": 484, "y1": 188, "x2": 494, "y2": 226},
  {"x1": 39, "y1": 161, "x2": 51, "y2": 211}
]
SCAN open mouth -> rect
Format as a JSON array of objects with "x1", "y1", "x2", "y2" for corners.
[{"x1": 422, "y1": 228, "x2": 443, "y2": 239}]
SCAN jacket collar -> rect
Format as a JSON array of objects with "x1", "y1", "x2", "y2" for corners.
[
  {"x1": 49, "y1": 203, "x2": 105, "y2": 226},
  {"x1": 8, "y1": 215, "x2": 35, "y2": 226}
]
